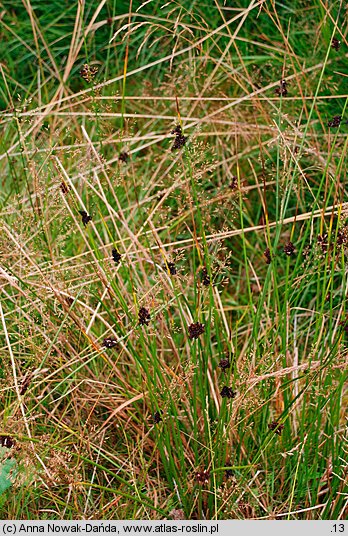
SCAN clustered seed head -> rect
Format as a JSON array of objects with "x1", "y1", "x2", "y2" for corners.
[
  {"x1": 60, "y1": 181, "x2": 70, "y2": 194},
  {"x1": 317, "y1": 234, "x2": 328, "y2": 254},
  {"x1": 225, "y1": 469, "x2": 234, "y2": 479},
  {"x1": 283, "y1": 241, "x2": 295, "y2": 256},
  {"x1": 196, "y1": 470, "x2": 210, "y2": 485},
  {"x1": 336, "y1": 227, "x2": 348, "y2": 246},
  {"x1": 188, "y1": 322, "x2": 205, "y2": 339},
  {"x1": 102, "y1": 338, "x2": 118, "y2": 349},
  {"x1": 138, "y1": 307, "x2": 151, "y2": 326},
  {"x1": 317, "y1": 229, "x2": 348, "y2": 255},
  {"x1": 152, "y1": 411, "x2": 162, "y2": 424},
  {"x1": 275, "y1": 79, "x2": 288, "y2": 97},
  {"x1": 229, "y1": 176, "x2": 238, "y2": 190},
  {"x1": 119, "y1": 152, "x2": 129, "y2": 163},
  {"x1": 264, "y1": 247, "x2": 272, "y2": 264},
  {"x1": 331, "y1": 37, "x2": 341, "y2": 51},
  {"x1": 112, "y1": 248, "x2": 122, "y2": 265},
  {"x1": 218, "y1": 358, "x2": 231, "y2": 372},
  {"x1": 171, "y1": 125, "x2": 187, "y2": 151},
  {"x1": 78, "y1": 210, "x2": 92, "y2": 227},
  {"x1": 328, "y1": 115, "x2": 342, "y2": 128},
  {"x1": 20, "y1": 373, "x2": 32, "y2": 395},
  {"x1": 220, "y1": 386, "x2": 236, "y2": 399},
  {"x1": 0, "y1": 435, "x2": 15, "y2": 448},
  {"x1": 268, "y1": 421, "x2": 284, "y2": 435},
  {"x1": 80, "y1": 64, "x2": 98, "y2": 83},
  {"x1": 167, "y1": 261, "x2": 177, "y2": 275},
  {"x1": 201, "y1": 267, "x2": 211, "y2": 286}
]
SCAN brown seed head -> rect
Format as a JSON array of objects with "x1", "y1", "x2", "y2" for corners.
[
  {"x1": 268, "y1": 421, "x2": 284, "y2": 435},
  {"x1": 283, "y1": 242, "x2": 295, "y2": 256},
  {"x1": 196, "y1": 469, "x2": 210, "y2": 485},
  {"x1": 220, "y1": 386, "x2": 236, "y2": 399},
  {"x1": 188, "y1": 322, "x2": 205, "y2": 339},
  {"x1": 138, "y1": 307, "x2": 151, "y2": 326}
]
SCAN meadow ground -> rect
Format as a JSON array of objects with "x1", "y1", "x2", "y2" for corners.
[{"x1": 0, "y1": 0, "x2": 347, "y2": 520}]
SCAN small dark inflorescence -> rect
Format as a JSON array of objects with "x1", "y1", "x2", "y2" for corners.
[
  {"x1": 220, "y1": 386, "x2": 236, "y2": 399},
  {"x1": 283, "y1": 241, "x2": 295, "y2": 256},
  {"x1": 80, "y1": 64, "x2": 98, "y2": 83},
  {"x1": 79, "y1": 210, "x2": 92, "y2": 227},
  {"x1": 328, "y1": 115, "x2": 342, "y2": 128},
  {"x1": 196, "y1": 469, "x2": 210, "y2": 485},
  {"x1": 336, "y1": 227, "x2": 348, "y2": 246},
  {"x1": 331, "y1": 37, "x2": 341, "y2": 51},
  {"x1": 60, "y1": 181, "x2": 70, "y2": 194},
  {"x1": 201, "y1": 267, "x2": 211, "y2": 286},
  {"x1": 138, "y1": 307, "x2": 151, "y2": 326},
  {"x1": 119, "y1": 152, "x2": 129, "y2": 163},
  {"x1": 218, "y1": 358, "x2": 231, "y2": 372},
  {"x1": 166, "y1": 261, "x2": 177, "y2": 275},
  {"x1": 20, "y1": 373, "x2": 32, "y2": 395},
  {"x1": 0, "y1": 435, "x2": 15, "y2": 448},
  {"x1": 268, "y1": 421, "x2": 284, "y2": 435},
  {"x1": 225, "y1": 468, "x2": 234, "y2": 479},
  {"x1": 102, "y1": 338, "x2": 118, "y2": 349},
  {"x1": 112, "y1": 248, "x2": 122, "y2": 265},
  {"x1": 275, "y1": 79, "x2": 288, "y2": 97},
  {"x1": 264, "y1": 247, "x2": 272, "y2": 264},
  {"x1": 317, "y1": 234, "x2": 329, "y2": 254},
  {"x1": 188, "y1": 322, "x2": 205, "y2": 340},
  {"x1": 229, "y1": 175, "x2": 238, "y2": 190},
  {"x1": 171, "y1": 125, "x2": 187, "y2": 151},
  {"x1": 152, "y1": 411, "x2": 162, "y2": 424}
]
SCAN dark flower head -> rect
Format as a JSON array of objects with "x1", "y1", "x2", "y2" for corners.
[
  {"x1": 218, "y1": 358, "x2": 231, "y2": 372},
  {"x1": 79, "y1": 210, "x2": 92, "y2": 227},
  {"x1": 0, "y1": 435, "x2": 15, "y2": 448},
  {"x1": 275, "y1": 79, "x2": 288, "y2": 96},
  {"x1": 112, "y1": 248, "x2": 122, "y2": 265},
  {"x1": 229, "y1": 176, "x2": 238, "y2": 190},
  {"x1": 283, "y1": 241, "x2": 295, "y2": 256},
  {"x1": 102, "y1": 338, "x2": 118, "y2": 349},
  {"x1": 225, "y1": 468, "x2": 234, "y2": 479},
  {"x1": 152, "y1": 411, "x2": 162, "y2": 424},
  {"x1": 331, "y1": 37, "x2": 341, "y2": 51},
  {"x1": 138, "y1": 307, "x2": 151, "y2": 326},
  {"x1": 268, "y1": 421, "x2": 284, "y2": 435},
  {"x1": 220, "y1": 386, "x2": 236, "y2": 399},
  {"x1": 171, "y1": 125, "x2": 187, "y2": 151},
  {"x1": 328, "y1": 115, "x2": 342, "y2": 128},
  {"x1": 196, "y1": 469, "x2": 210, "y2": 485},
  {"x1": 317, "y1": 234, "x2": 328, "y2": 253},
  {"x1": 119, "y1": 152, "x2": 129, "y2": 163},
  {"x1": 60, "y1": 181, "x2": 70, "y2": 194},
  {"x1": 166, "y1": 261, "x2": 177, "y2": 275},
  {"x1": 264, "y1": 247, "x2": 271, "y2": 264},
  {"x1": 188, "y1": 322, "x2": 205, "y2": 339},
  {"x1": 336, "y1": 227, "x2": 348, "y2": 246},
  {"x1": 201, "y1": 267, "x2": 211, "y2": 286},
  {"x1": 20, "y1": 373, "x2": 32, "y2": 395}
]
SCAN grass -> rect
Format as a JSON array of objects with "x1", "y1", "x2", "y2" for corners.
[{"x1": 0, "y1": 0, "x2": 347, "y2": 521}]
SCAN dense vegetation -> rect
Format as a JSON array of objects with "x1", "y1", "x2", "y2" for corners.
[{"x1": 0, "y1": 0, "x2": 347, "y2": 520}]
